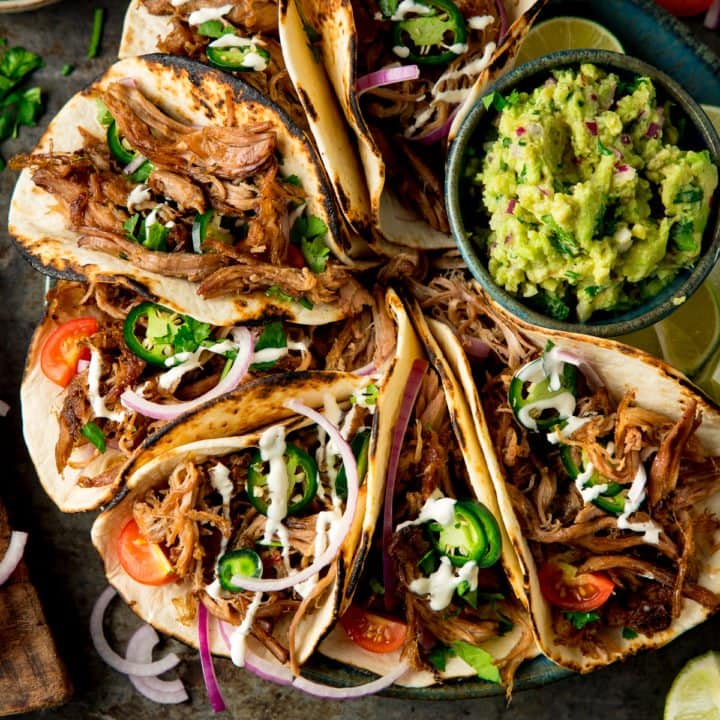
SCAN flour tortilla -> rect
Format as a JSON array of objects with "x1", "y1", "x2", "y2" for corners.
[
  {"x1": 318, "y1": 296, "x2": 539, "y2": 687},
  {"x1": 428, "y1": 289, "x2": 720, "y2": 672},
  {"x1": 303, "y1": 0, "x2": 545, "y2": 249},
  {"x1": 9, "y1": 54, "x2": 350, "y2": 326}
]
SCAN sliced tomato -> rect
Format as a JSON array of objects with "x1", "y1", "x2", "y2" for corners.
[
  {"x1": 40, "y1": 317, "x2": 99, "y2": 387},
  {"x1": 117, "y1": 519, "x2": 176, "y2": 586},
  {"x1": 340, "y1": 605, "x2": 407, "y2": 654},
  {"x1": 538, "y1": 561, "x2": 614, "y2": 612},
  {"x1": 654, "y1": 0, "x2": 712, "y2": 16}
]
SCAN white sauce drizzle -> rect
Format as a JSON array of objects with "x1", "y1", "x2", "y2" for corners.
[
  {"x1": 87, "y1": 350, "x2": 126, "y2": 422},
  {"x1": 389, "y1": 0, "x2": 433, "y2": 20},
  {"x1": 294, "y1": 506, "x2": 343, "y2": 598},
  {"x1": 574, "y1": 460, "x2": 609, "y2": 503},
  {"x1": 546, "y1": 414, "x2": 593, "y2": 444},
  {"x1": 396, "y1": 493, "x2": 456, "y2": 532},
  {"x1": 126, "y1": 184, "x2": 151, "y2": 212},
  {"x1": 187, "y1": 5, "x2": 233, "y2": 25},
  {"x1": 517, "y1": 393, "x2": 576, "y2": 433},
  {"x1": 392, "y1": 45, "x2": 411, "y2": 59},
  {"x1": 468, "y1": 14, "x2": 494, "y2": 30},
  {"x1": 615, "y1": 463, "x2": 661, "y2": 544},
  {"x1": 409, "y1": 556, "x2": 479, "y2": 611},
  {"x1": 258, "y1": 425, "x2": 291, "y2": 567},
  {"x1": 230, "y1": 592, "x2": 263, "y2": 666}
]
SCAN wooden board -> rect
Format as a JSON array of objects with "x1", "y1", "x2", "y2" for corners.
[{"x1": 0, "y1": 503, "x2": 72, "y2": 716}]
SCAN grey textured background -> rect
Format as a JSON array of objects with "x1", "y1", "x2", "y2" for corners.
[{"x1": 1, "y1": 2, "x2": 719, "y2": 718}]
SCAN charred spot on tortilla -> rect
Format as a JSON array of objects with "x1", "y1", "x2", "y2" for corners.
[{"x1": 297, "y1": 86, "x2": 319, "y2": 122}]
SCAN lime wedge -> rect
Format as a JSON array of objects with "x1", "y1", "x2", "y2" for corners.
[
  {"x1": 655, "y1": 282, "x2": 720, "y2": 377},
  {"x1": 515, "y1": 16, "x2": 625, "y2": 65},
  {"x1": 664, "y1": 651, "x2": 720, "y2": 720},
  {"x1": 613, "y1": 325, "x2": 663, "y2": 357},
  {"x1": 701, "y1": 104, "x2": 720, "y2": 133}
]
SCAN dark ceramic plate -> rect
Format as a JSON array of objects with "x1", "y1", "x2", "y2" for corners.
[{"x1": 302, "y1": 0, "x2": 720, "y2": 698}]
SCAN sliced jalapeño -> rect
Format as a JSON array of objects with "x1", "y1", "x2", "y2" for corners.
[{"x1": 217, "y1": 548, "x2": 263, "y2": 593}]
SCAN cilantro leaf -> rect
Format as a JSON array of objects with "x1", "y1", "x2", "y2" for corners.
[
  {"x1": 622, "y1": 627, "x2": 639, "y2": 639},
  {"x1": 173, "y1": 316, "x2": 211, "y2": 354},
  {"x1": 541, "y1": 214, "x2": 580, "y2": 256},
  {"x1": 670, "y1": 218, "x2": 697, "y2": 252},
  {"x1": 291, "y1": 215, "x2": 330, "y2": 273},
  {"x1": 250, "y1": 321, "x2": 287, "y2": 371},
  {"x1": 0, "y1": 47, "x2": 43, "y2": 90},
  {"x1": 427, "y1": 645, "x2": 453, "y2": 673},
  {"x1": 564, "y1": 611, "x2": 600, "y2": 630}
]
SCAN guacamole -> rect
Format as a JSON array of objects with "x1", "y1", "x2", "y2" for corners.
[{"x1": 466, "y1": 63, "x2": 718, "y2": 322}]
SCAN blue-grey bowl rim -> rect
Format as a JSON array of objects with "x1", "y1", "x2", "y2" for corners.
[{"x1": 446, "y1": 48, "x2": 720, "y2": 338}]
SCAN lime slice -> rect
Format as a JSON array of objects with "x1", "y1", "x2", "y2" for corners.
[
  {"x1": 655, "y1": 283, "x2": 720, "y2": 377},
  {"x1": 515, "y1": 16, "x2": 625, "y2": 65},
  {"x1": 664, "y1": 651, "x2": 720, "y2": 720},
  {"x1": 701, "y1": 104, "x2": 720, "y2": 133},
  {"x1": 613, "y1": 325, "x2": 663, "y2": 357}
]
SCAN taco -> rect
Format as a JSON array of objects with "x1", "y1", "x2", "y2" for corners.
[
  {"x1": 90, "y1": 373, "x2": 375, "y2": 675},
  {"x1": 411, "y1": 275, "x2": 720, "y2": 671},
  {"x1": 119, "y1": 1, "x2": 375, "y2": 252},
  {"x1": 9, "y1": 54, "x2": 369, "y2": 326},
  {"x1": 318, "y1": 297, "x2": 536, "y2": 690},
  {"x1": 22, "y1": 279, "x2": 399, "y2": 513},
  {"x1": 291, "y1": 0, "x2": 544, "y2": 248},
  {"x1": 89, "y1": 290, "x2": 419, "y2": 685}
]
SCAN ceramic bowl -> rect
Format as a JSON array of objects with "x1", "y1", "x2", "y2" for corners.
[{"x1": 446, "y1": 49, "x2": 720, "y2": 337}]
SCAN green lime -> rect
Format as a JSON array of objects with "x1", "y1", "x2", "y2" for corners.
[
  {"x1": 515, "y1": 16, "x2": 624, "y2": 65},
  {"x1": 655, "y1": 282, "x2": 720, "y2": 377},
  {"x1": 613, "y1": 325, "x2": 663, "y2": 357},
  {"x1": 664, "y1": 651, "x2": 720, "y2": 720}
]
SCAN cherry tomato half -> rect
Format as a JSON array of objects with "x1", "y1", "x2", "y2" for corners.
[
  {"x1": 286, "y1": 244, "x2": 306, "y2": 268},
  {"x1": 40, "y1": 317, "x2": 99, "y2": 387},
  {"x1": 538, "y1": 562, "x2": 615, "y2": 612},
  {"x1": 117, "y1": 519, "x2": 176, "y2": 586},
  {"x1": 340, "y1": 605, "x2": 407, "y2": 654},
  {"x1": 654, "y1": 0, "x2": 712, "y2": 16}
]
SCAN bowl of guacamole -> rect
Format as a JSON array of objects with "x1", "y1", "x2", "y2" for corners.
[{"x1": 447, "y1": 50, "x2": 720, "y2": 337}]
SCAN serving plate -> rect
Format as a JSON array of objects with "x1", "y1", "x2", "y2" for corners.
[
  {"x1": 0, "y1": 0, "x2": 61, "y2": 13},
  {"x1": 300, "y1": 0, "x2": 720, "y2": 699}
]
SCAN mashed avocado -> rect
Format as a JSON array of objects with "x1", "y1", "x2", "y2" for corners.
[{"x1": 466, "y1": 63, "x2": 718, "y2": 322}]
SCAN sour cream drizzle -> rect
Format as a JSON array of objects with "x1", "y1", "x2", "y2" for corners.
[
  {"x1": 87, "y1": 350, "x2": 126, "y2": 422},
  {"x1": 230, "y1": 592, "x2": 263, "y2": 666},
  {"x1": 187, "y1": 5, "x2": 233, "y2": 25},
  {"x1": 617, "y1": 464, "x2": 661, "y2": 544},
  {"x1": 396, "y1": 493, "x2": 456, "y2": 532},
  {"x1": 409, "y1": 556, "x2": 479, "y2": 611},
  {"x1": 204, "y1": 463, "x2": 234, "y2": 600},
  {"x1": 258, "y1": 425, "x2": 291, "y2": 568}
]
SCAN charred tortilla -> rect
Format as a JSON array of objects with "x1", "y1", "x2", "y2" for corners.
[
  {"x1": 9, "y1": 54, "x2": 366, "y2": 326},
  {"x1": 414, "y1": 276, "x2": 720, "y2": 672}
]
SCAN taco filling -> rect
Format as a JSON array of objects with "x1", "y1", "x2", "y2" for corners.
[
  {"x1": 32, "y1": 280, "x2": 395, "y2": 499},
  {"x1": 415, "y1": 276, "x2": 720, "y2": 659},
  {"x1": 10, "y1": 80, "x2": 365, "y2": 312},
  {"x1": 134, "y1": 0, "x2": 308, "y2": 129},
  {"x1": 349, "y1": 0, "x2": 504, "y2": 231},
  {"x1": 340, "y1": 363, "x2": 533, "y2": 686},
  {"x1": 122, "y1": 400, "x2": 374, "y2": 669}
]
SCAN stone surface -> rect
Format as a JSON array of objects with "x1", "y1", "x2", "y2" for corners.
[{"x1": 0, "y1": 1, "x2": 719, "y2": 718}]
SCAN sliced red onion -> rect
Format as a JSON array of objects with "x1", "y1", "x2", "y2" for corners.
[
  {"x1": 356, "y1": 65, "x2": 420, "y2": 96},
  {"x1": 127, "y1": 625, "x2": 188, "y2": 704},
  {"x1": 0, "y1": 531, "x2": 27, "y2": 586},
  {"x1": 552, "y1": 349, "x2": 604, "y2": 390},
  {"x1": 461, "y1": 336, "x2": 491, "y2": 360},
  {"x1": 228, "y1": 399, "x2": 359, "y2": 593},
  {"x1": 0, "y1": 399, "x2": 9, "y2": 417},
  {"x1": 495, "y1": 0, "x2": 508, "y2": 42},
  {"x1": 705, "y1": 0, "x2": 720, "y2": 29},
  {"x1": 413, "y1": 108, "x2": 458, "y2": 145},
  {"x1": 585, "y1": 120, "x2": 598, "y2": 136},
  {"x1": 90, "y1": 586, "x2": 181, "y2": 676},
  {"x1": 120, "y1": 327, "x2": 253, "y2": 421},
  {"x1": 76, "y1": 358, "x2": 90, "y2": 374},
  {"x1": 198, "y1": 604, "x2": 226, "y2": 713},
  {"x1": 292, "y1": 659, "x2": 409, "y2": 699},
  {"x1": 353, "y1": 361, "x2": 377, "y2": 377},
  {"x1": 515, "y1": 126, "x2": 526, "y2": 136},
  {"x1": 621, "y1": 134, "x2": 632, "y2": 145},
  {"x1": 505, "y1": 198, "x2": 517, "y2": 215},
  {"x1": 383, "y1": 359, "x2": 428, "y2": 611},
  {"x1": 123, "y1": 153, "x2": 148, "y2": 175}
]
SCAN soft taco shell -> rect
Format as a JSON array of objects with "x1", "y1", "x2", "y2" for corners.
[
  {"x1": 9, "y1": 54, "x2": 349, "y2": 326},
  {"x1": 308, "y1": 0, "x2": 545, "y2": 249},
  {"x1": 429, "y1": 292, "x2": 720, "y2": 672}
]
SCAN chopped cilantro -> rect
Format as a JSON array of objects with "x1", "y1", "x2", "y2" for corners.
[
  {"x1": 87, "y1": 7, "x2": 105, "y2": 59},
  {"x1": 197, "y1": 19, "x2": 235, "y2": 38},
  {"x1": 0, "y1": 44, "x2": 44, "y2": 169},
  {"x1": 368, "y1": 577, "x2": 385, "y2": 596},
  {"x1": 483, "y1": 90, "x2": 519, "y2": 112},
  {"x1": 283, "y1": 174, "x2": 303, "y2": 186},
  {"x1": 351, "y1": 383, "x2": 378, "y2": 407},
  {"x1": 291, "y1": 214, "x2": 330, "y2": 273},
  {"x1": 597, "y1": 139, "x2": 614, "y2": 156},
  {"x1": 451, "y1": 641, "x2": 501, "y2": 684},
  {"x1": 541, "y1": 214, "x2": 580, "y2": 256},
  {"x1": 564, "y1": 611, "x2": 600, "y2": 630},
  {"x1": 673, "y1": 187, "x2": 703, "y2": 204},
  {"x1": 96, "y1": 99, "x2": 113, "y2": 126},
  {"x1": 250, "y1": 321, "x2": 287, "y2": 371},
  {"x1": 670, "y1": 218, "x2": 697, "y2": 252},
  {"x1": 298, "y1": 296, "x2": 314, "y2": 310},
  {"x1": 61, "y1": 64, "x2": 74, "y2": 77},
  {"x1": 81, "y1": 422, "x2": 106, "y2": 453},
  {"x1": 123, "y1": 213, "x2": 169, "y2": 251},
  {"x1": 172, "y1": 316, "x2": 211, "y2": 354},
  {"x1": 427, "y1": 645, "x2": 453, "y2": 673},
  {"x1": 622, "y1": 627, "x2": 639, "y2": 639},
  {"x1": 417, "y1": 549, "x2": 438, "y2": 576}
]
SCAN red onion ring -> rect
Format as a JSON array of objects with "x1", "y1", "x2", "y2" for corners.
[
  {"x1": 127, "y1": 625, "x2": 188, "y2": 704},
  {"x1": 0, "y1": 531, "x2": 27, "y2": 586},
  {"x1": 356, "y1": 65, "x2": 420, "y2": 96},
  {"x1": 706, "y1": 0, "x2": 720, "y2": 28},
  {"x1": 228, "y1": 399, "x2": 359, "y2": 593},
  {"x1": 413, "y1": 107, "x2": 459, "y2": 145},
  {"x1": 198, "y1": 604, "x2": 227, "y2": 713},
  {"x1": 495, "y1": 0, "x2": 508, "y2": 43},
  {"x1": 552, "y1": 349, "x2": 604, "y2": 390},
  {"x1": 353, "y1": 361, "x2": 377, "y2": 376},
  {"x1": 120, "y1": 327, "x2": 253, "y2": 421},
  {"x1": 90, "y1": 586, "x2": 181, "y2": 676},
  {"x1": 219, "y1": 620, "x2": 408, "y2": 698},
  {"x1": 382, "y1": 359, "x2": 428, "y2": 611},
  {"x1": 461, "y1": 335, "x2": 491, "y2": 360}
]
